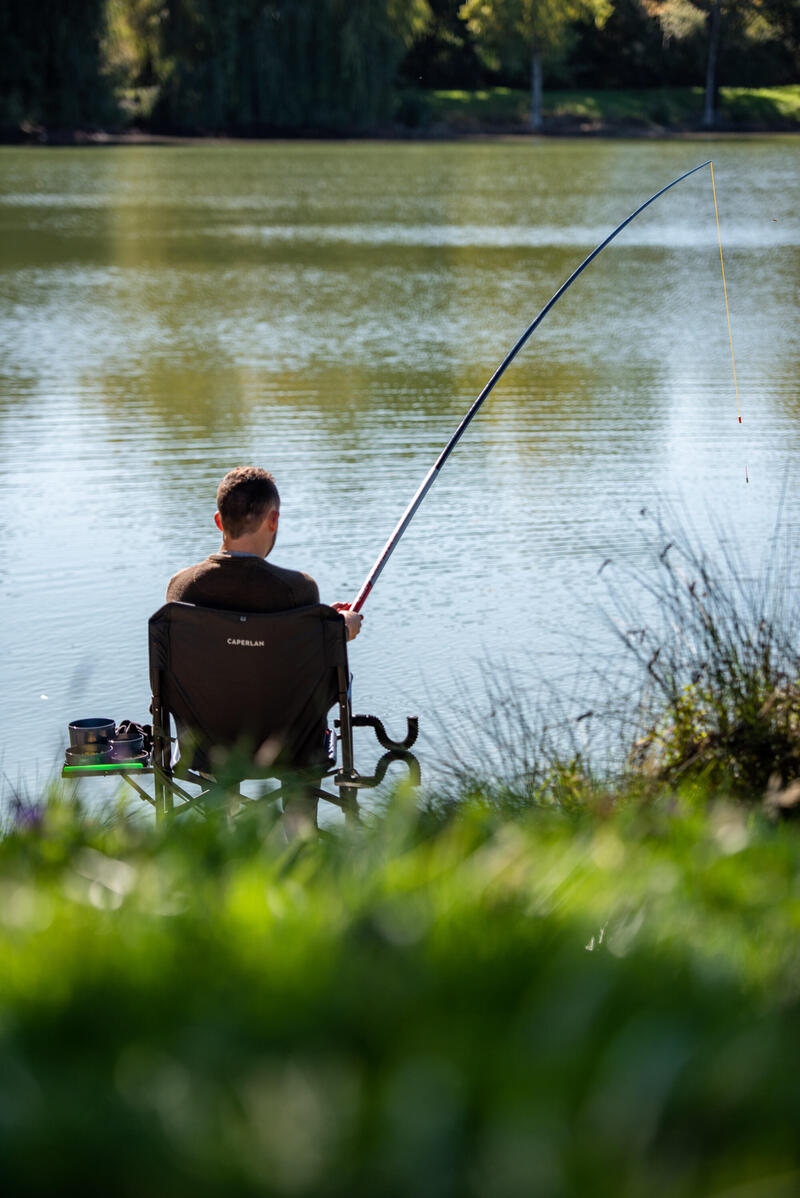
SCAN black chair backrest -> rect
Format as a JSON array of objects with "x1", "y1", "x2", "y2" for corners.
[{"x1": 148, "y1": 602, "x2": 348, "y2": 773}]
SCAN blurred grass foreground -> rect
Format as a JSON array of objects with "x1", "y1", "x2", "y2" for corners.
[{"x1": 5, "y1": 786, "x2": 800, "y2": 1196}]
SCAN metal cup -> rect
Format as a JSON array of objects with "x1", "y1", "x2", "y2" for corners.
[{"x1": 68, "y1": 718, "x2": 115, "y2": 747}]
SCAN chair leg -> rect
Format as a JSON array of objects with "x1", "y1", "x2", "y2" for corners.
[
  {"x1": 151, "y1": 697, "x2": 173, "y2": 822},
  {"x1": 154, "y1": 770, "x2": 166, "y2": 822},
  {"x1": 283, "y1": 777, "x2": 319, "y2": 837},
  {"x1": 337, "y1": 667, "x2": 355, "y2": 779},
  {"x1": 162, "y1": 779, "x2": 174, "y2": 816},
  {"x1": 340, "y1": 783, "x2": 359, "y2": 824}
]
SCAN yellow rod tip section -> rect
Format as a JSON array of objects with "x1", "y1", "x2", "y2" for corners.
[{"x1": 710, "y1": 162, "x2": 742, "y2": 424}]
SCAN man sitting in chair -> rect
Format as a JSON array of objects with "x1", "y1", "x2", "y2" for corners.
[
  {"x1": 165, "y1": 465, "x2": 362, "y2": 832},
  {"x1": 166, "y1": 466, "x2": 362, "y2": 642}
]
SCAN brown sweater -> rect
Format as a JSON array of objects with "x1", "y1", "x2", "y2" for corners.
[{"x1": 166, "y1": 553, "x2": 319, "y2": 613}]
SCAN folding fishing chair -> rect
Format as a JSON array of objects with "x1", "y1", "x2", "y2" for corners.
[{"x1": 64, "y1": 600, "x2": 419, "y2": 822}]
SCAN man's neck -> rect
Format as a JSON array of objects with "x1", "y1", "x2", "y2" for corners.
[{"x1": 219, "y1": 539, "x2": 267, "y2": 558}]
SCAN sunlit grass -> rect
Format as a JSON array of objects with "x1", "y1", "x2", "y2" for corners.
[
  {"x1": 722, "y1": 84, "x2": 800, "y2": 123},
  {"x1": 425, "y1": 85, "x2": 800, "y2": 129}
]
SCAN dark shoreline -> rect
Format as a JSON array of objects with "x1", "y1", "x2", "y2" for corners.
[{"x1": 3, "y1": 121, "x2": 799, "y2": 147}]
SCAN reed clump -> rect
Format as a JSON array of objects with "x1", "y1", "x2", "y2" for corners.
[
  {"x1": 433, "y1": 506, "x2": 800, "y2": 819},
  {"x1": 611, "y1": 510, "x2": 800, "y2": 800}
]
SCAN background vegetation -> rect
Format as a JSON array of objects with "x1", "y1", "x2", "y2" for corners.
[{"x1": 1, "y1": 0, "x2": 798, "y2": 135}]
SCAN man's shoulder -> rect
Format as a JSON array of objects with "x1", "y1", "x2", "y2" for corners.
[
  {"x1": 166, "y1": 557, "x2": 216, "y2": 599},
  {"x1": 166, "y1": 554, "x2": 318, "y2": 608},
  {"x1": 257, "y1": 558, "x2": 317, "y2": 591},
  {"x1": 251, "y1": 558, "x2": 320, "y2": 606}
]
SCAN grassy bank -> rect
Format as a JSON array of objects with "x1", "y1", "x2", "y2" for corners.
[
  {"x1": 420, "y1": 84, "x2": 800, "y2": 133},
  {"x1": 4, "y1": 786, "x2": 800, "y2": 1195}
]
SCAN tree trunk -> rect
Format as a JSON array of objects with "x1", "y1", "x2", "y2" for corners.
[
  {"x1": 530, "y1": 45, "x2": 542, "y2": 131},
  {"x1": 703, "y1": 0, "x2": 722, "y2": 128}
]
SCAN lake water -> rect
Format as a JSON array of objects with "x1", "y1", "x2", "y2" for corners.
[{"x1": 1, "y1": 137, "x2": 798, "y2": 807}]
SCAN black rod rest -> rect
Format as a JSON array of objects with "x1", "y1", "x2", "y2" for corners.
[
  {"x1": 334, "y1": 748, "x2": 420, "y2": 790},
  {"x1": 339, "y1": 713, "x2": 418, "y2": 751}
]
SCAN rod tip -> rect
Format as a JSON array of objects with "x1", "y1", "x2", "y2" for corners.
[{"x1": 738, "y1": 416, "x2": 742, "y2": 424}]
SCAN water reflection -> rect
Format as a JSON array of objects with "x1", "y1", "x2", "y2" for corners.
[{"x1": 0, "y1": 139, "x2": 798, "y2": 797}]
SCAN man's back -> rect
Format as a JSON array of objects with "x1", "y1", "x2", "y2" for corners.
[{"x1": 167, "y1": 553, "x2": 319, "y2": 614}]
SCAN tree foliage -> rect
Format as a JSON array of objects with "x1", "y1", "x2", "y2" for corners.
[
  {"x1": 644, "y1": 0, "x2": 793, "y2": 123},
  {"x1": 150, "y1": 0, "x2": 432, "y2": 131},
  {"x1": 459, "y1": 0, "x2": 612, "y2": 126},
  {"x1": 460, "y1": 0, "x2": 612, "y2": 74},
  {"x1": 0, "y1": 0, "x2": 116, "y2": 129},
  {"x1": 1, "y1": 0, "x2": 431, "y2": 133},
  {"x1": 400, "y1": 0, "x2": 487, "y2": 88},
  {"x1": 568, "y1": 0, "x2": 702, "y2": 87},
  {"x1": 104, "y1": 0, "x2": 165, "y2": 88}
]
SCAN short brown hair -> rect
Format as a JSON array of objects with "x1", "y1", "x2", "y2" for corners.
[{"x1": 216, "y1": 467, "x2": 280, "y2": 539}]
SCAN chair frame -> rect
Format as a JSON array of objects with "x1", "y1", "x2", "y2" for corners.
[
  {"x1": 149, "y1": 651, "x2": 359, "y2": 820},
  {"x1": 64, "y1": 607, "x2": 419, "y2": 822}
]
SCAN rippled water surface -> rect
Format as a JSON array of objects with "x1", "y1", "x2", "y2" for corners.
[{"x1": 1, "y1": 138, "x2": 798, "y2": 800}]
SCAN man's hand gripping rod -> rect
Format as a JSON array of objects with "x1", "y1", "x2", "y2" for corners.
[{"x1": 351, "y1": 160, "x2": 712, "y2": 614}]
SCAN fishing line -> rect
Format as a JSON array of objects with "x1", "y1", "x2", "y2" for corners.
[
  {"x1": 710, "y1": 161, "x2": 747, "y2": 482},
  {"x1": 351, "y1": 160, "x2": 723, "y2": 613}
]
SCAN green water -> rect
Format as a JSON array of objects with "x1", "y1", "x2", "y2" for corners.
[{"x1": 1, "y1": 139, "x2": 798, "y2": 798}]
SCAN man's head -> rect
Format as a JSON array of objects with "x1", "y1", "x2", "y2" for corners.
[{"x1": 214, "y1": 466, "x2": 280, "y2": 557}]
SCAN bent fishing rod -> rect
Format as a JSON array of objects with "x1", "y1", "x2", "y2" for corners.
[{"x1": 350, "y1": 159, "x2": 712, "y2": 614}]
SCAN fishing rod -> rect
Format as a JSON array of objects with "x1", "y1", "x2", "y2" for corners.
[{"x1": 350, "y1": 159, "x2": 712, "y2": 614}]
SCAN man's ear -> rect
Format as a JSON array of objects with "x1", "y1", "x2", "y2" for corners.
[
  {"x1": 268, "y1": 507, "x2": 279, "y2": 530},
  {"x1": 214, "y1": 511, "x2": 223, "y2": 532}
]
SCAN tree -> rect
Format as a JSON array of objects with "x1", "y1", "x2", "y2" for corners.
[
  {"x1": 644, "y1": 0, "x2": 719, "y2": 124},
  {"x1": 458, "y1": 0, "x2": 611, "y2": 130},
  {"x1": 644, "y1": 0, "x2": 787, "y2": 126}
]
